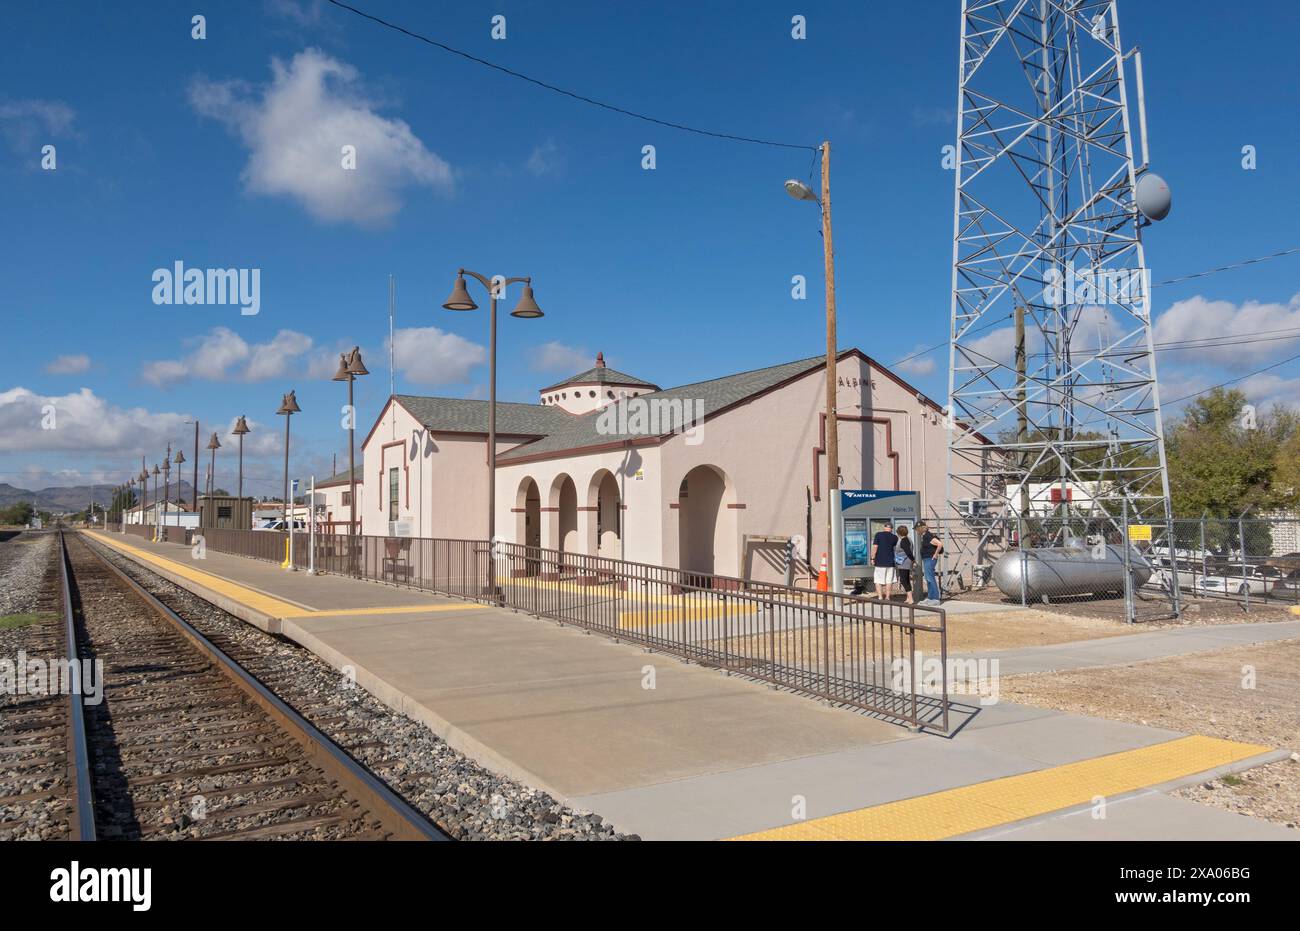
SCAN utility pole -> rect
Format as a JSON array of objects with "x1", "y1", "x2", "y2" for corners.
[
  {"x1": 821, "y1": 140, "x2": 841, "y2": 593},
  {"x1": 191, "y1": 420, "x2": 199, "y2": 512}
]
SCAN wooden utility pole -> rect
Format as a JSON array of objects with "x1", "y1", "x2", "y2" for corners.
[
  {"x1": 821, "y1": 141, "x2": 840, "y2": 589},
  {"x1": 1015, "y1": 304, "x2": 1029, "y2": 516}
]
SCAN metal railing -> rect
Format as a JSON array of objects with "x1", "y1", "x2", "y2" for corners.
[
  {"x1": 196, "y1": 526, "x2": 289, "y2": 563},
  {"x1": 293, "y1": 533, "x2": 951, "y2": 730}
]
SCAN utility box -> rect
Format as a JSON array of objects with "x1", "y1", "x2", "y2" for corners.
[{"x1": 199, "y1": 494, "x2": 254, "y2": 530}]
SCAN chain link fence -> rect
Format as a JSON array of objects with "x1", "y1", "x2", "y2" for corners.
[{"x1": 926, "y1": 511, "x2": 1300, "y2": 622}]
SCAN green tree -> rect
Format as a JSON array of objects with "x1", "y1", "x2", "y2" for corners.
[
  {"x1": 1165, "y1": 387, "x2": 1289, "y2": 517},
  {"x1": 0, "y1": 502, "x2": 36, "y2": 525}
]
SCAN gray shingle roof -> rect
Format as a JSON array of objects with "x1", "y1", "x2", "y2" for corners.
[
  {"x1": 497, "y1": 354, "x2": 824, "y2": 462},
  {"x1": 541, "y1": 365, "x2": 657, "y2": 391},
  {"x1": 316, "y1": 465, "x2": 365, "y2": 488},
  {"x1": 395, "y1": 395, "x2": 573, "y2": 436}
]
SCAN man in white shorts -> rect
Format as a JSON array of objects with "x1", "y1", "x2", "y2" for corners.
[{"x1": 870, "y1": 520, "x2": 899, "y2": 601}]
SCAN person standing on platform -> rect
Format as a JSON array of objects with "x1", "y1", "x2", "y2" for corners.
[{"x1": 870, "y1": 520, "x2": 898, "y2": 602}]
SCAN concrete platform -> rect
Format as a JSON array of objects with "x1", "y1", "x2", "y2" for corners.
[{"x1": 83, "y1": 531, "x2": 1294, "y2": 841}]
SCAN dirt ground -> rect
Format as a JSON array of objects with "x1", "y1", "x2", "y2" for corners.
[
  {"x1": 955, "y1": 585, "x2": 1297, "y2": 625},
  {"x1": 999, "y1": 639, "x2": 1300, "y2": 829},
  {"x1": 941, "y1": 608, "x2": 1140, "y2": 652}
]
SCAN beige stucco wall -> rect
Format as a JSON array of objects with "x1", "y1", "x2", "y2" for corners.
[{"x1": 359, "y1": 360, "x2": 976, "y2": 583}]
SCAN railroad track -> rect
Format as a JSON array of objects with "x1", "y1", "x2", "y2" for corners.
[
  {"x1": 9, "y1": 532, "x2": 446, "y2": 841},
  {"x1": 0, "y1": 532, "x2": 87, "y2": 840}
]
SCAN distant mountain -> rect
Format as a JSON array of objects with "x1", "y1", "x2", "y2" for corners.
[{"x1": 0, "y1": 481, "x2": 197, "y2": 513}]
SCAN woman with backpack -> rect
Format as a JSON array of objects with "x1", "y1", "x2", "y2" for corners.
[{"x1": 895, "y1": 524, "x2": 917, "y2": 605}]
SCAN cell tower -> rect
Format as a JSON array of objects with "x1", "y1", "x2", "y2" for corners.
[{"x1": 946, "y1": 1, "x2": 1178, "y2": 612}]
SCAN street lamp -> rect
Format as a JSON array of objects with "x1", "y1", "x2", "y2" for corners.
[
  {"x1": 785, "y1": 140, "x2": 841, "y2": 593},
  {"x1": 206, "y1": 432, "x2": 221, "y2": 498},
  {"x1": 442, "y1": 269, "x2": 544, "y2": 602},
  {"x1": 150, "y1": 463, "x2": 161, "y2": 542},
  {"x1": 276, "y1": 391, "x2": 301, "y2": 571},
  {"x1": 232, "y1": 416, "x2": 251, "y2": 525},
  {"x1": 173, "y1": 448, "x2": 185, "y2": 528},
  {"x1": 124, "y1": 478, "x2": 133, "y2": 533},
  {"x1": 332, "y1": 347, "x2": 369, "y2": 563},
  {"x1": 161, "y1": 445, "x2": 172, "y2": 536}
]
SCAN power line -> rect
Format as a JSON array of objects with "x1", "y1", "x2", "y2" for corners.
[
  {"x1": 890, "y1": 247, "x2": 1300, "y2": 370},
  {"x1": 1165, "y1": 350, "x2": 1300, "y2": 406},
  {"x1": 322, "y1": 0, "x2": 818, "y2": 152},
  {"x1": 1152, "y1": 247, "x2": 1300, "y2": 287}
]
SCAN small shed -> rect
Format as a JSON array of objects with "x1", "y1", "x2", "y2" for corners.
[{"x1": 199, "y1": 494, "x2": 254, "y2": 530}]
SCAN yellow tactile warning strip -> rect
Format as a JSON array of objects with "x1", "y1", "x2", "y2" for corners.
[
  {"x1": 729, "y1": 735, "x2": 1272, "y2": 841},
  {"x1": 617, "y1": 603, "x2": 757, "y2": 629},
  {"x1": 85, "y1": 532, "x2": 486, "y2": 620}
]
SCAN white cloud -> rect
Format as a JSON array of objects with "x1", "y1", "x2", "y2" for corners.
[
  {"x1": 894, "y1": 347, "x2": 936, "y2": 377},
  {"x1": 0, "y1": 386, "x2": 189, "y2": 453},
  {"x1": 142, "y1": 327, "x2": 320, "y2": 387},
  {"x1": 389, "y1": 327, "x2": 485, "y2": 385},
  {"x1": 44, "y1": 353, "x2": 91, "y2": 375},
  {"x1": 0, "y1": 98, "x2": 75, "y2": 153},
  {"x1": 529, "y1": 341, "x2": 591, "y2": 374},
  {"x1": 1153, "y1": 293, "x2": 1300, "y2": 370},
  {"x1": 525, "y1": 139, "x2": 564, "y2": 178},
  {"x1": 189, "y1": 49, "x2": 452, "y2": 227}
]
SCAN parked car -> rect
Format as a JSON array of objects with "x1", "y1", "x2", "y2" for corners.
[{"x1": 255, "y1": 519, "x2": 306, "y2": 532}]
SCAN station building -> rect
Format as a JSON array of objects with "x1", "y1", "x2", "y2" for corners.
[{"x1": 353, "y1": 349, "x2": 968, "y2": 585}]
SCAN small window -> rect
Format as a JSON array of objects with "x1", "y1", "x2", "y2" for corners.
[
  {"x1": 342, "y1": 491, "x2": 352, "y2": 506},
  {"x1": 607, "y1": 390, "x2": 614, "y2": 398},
  {"x1": 217, "y1": 506, "x2": 232, "y2": 519},
  {"x1": 388, "y1": 467, "x2": 399, "y2": 521},
  {"x1": 589, "y1": 390, "x2": 596, "y2": 398}
]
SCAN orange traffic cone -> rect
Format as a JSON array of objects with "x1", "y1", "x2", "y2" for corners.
[{"x1": 816, "y1": 552, "x2": 829, "y2": 592}]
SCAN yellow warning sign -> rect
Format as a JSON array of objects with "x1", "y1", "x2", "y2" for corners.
[{"x1": 1128, "y1": 524, "x2": 1152, "y2": 542}]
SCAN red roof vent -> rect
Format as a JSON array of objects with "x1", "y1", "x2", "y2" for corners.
[{"x1": 595, "y1": 351, "x2": 606, "y2": 368}]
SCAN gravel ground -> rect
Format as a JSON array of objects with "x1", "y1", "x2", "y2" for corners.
[
  {"x1": 84, "y1": 536, "x2": 633, "y2": 841},
  {"x1": 0, "y1": 531, "x2": 54, "y2": 617},
  {"x1": 998, "y1": 639, "x2": 1300, "y2": 829}
]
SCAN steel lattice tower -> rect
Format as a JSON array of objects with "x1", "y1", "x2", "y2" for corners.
[{"x1": 945, "y1": 0, "x2": 1176, "y2": 594}]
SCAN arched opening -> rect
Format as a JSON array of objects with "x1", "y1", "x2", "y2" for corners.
[
  {"x1": 677, "y1": 464, "x2": 738, "y2": 584},
  {"x1": 586, "y1": 469, "x2": 621, "y2": 559},
  {"x1": 514, "y1": 477, "x2": 541, "y2": 576},
  {"x1": 548, "y1": 474, "x2": 578, "y2": 556}
]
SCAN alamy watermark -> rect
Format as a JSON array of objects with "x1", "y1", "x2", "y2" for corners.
[
  {"x1": 1044, "y1": 260, "x2": 1150, "y2": 311},
  {"x1": 1, "y1": 651, "x2": 103, "y2": 705},
  {"x1": 595, "y1": 396, "x2": 705, "y2": 445},
  {"x1": 151, "y1": 261, "x2": 260, "y2": 316},
  {"x1": 891, "y1": 651, "x2": 1000, "y2": 706}
]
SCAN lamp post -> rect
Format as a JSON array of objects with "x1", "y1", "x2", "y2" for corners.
[
  {"x1": 232, "y1": 416, "x2": 250, "y2": 528},
  {"x1": 205, "y1": 432, "x2": 221, "y2": 498},
  {"x1": 276, "y1": 391, "x2": 301, "y2": 570},
  {"x1": 173, "y1": 448, "x2": 185, "y2": 528},
  {"x1": 785, "y1": 140, "x2": 841, "y2": 592},
  {"x1": 139, "y1": 464, "x2": 149, "y2": 529},
  {"x1": 161, "y1": 445, "x2": 172, "y2": 536},
  {"x1": 124, "y1": 478, "x2": 133, "y2": 533},
  {"x1": 185, "y1": 420, "x2": 199, "y2": 511},
  {"x1": 150, "y1": 463, "x2": 160, "y2": 542},
  {"x1": 442, "y1": 269, "x2": 544, "y2": 603},
  {"x1": 332, "y1": 347, "x2": 369, "y2": 570}
]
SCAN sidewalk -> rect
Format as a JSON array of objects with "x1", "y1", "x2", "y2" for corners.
[
  {"x1": 83, "y1": 531, "x2": 1295, "y2": 841},
  {"x1": 952, "y1": 619, "x2": 1300, "y2": 675}
]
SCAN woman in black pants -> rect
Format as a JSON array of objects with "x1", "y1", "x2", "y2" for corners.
[{"x1": 896, "y1": 524, "x2": 917, "y2": 604}]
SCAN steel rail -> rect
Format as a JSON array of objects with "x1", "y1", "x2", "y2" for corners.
[
  {"x1": 57, "y1": 531, "x2": 97, "y2": 840},
  {"x1": 73, "y1": 532, "x2": 448, "y2": 842}
]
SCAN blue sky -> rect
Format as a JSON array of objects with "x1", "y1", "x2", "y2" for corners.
[{"x1": 2, "y1": 0, "x2": 1298, "y2": 497}]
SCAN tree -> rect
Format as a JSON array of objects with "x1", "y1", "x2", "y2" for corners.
[
  {"x1": 1164, "y1": 387, "x2": 1293, "y2": 518},
  {"x1": 0, "y1": 502, "x2": 36, "y2": 525}
]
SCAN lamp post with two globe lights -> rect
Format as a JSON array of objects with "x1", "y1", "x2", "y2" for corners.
[{"x1": 441, "y1": 270, "x2": 544, "y2": 602}]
